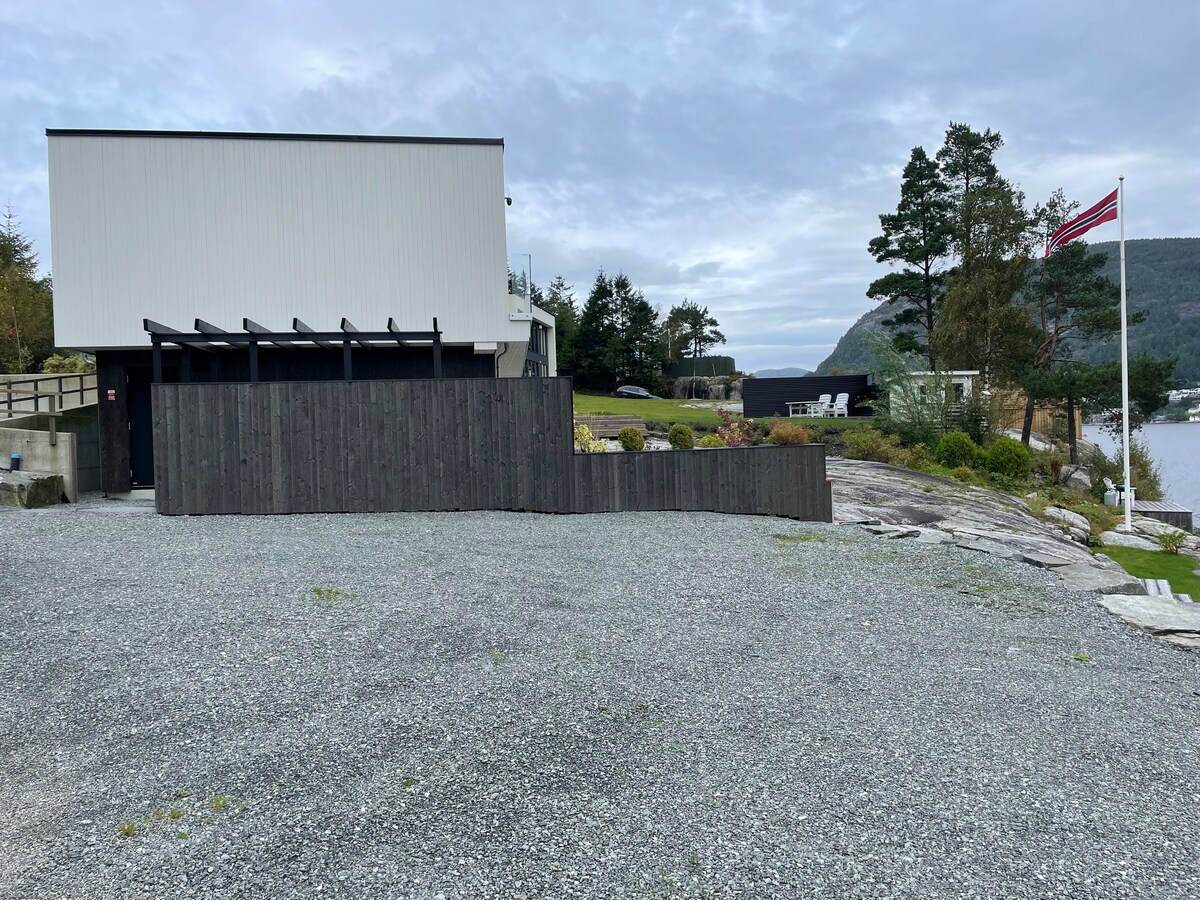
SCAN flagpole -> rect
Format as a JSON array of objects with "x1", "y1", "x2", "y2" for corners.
[{"x1": 1117, "y1": 175, "x2": 1133, "y2": 532}]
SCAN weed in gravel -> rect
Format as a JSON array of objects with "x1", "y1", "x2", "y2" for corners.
[
  {"x1": 1073, "y1": 651, "x2": 1093, "y2": 663},
  {"x1": 175, "y1": 831, "x2": 188, "y2": 840},
  {"x1": 171, "y1": 789, "x2": 190, "y2": 801},
  {"x1": 577, "y1": 645, "x2": 590, "y2": 660},
  {"x1": 490, "y1": 650, "x2": 507, "y2": 665},
  {"x1": 210, "y1": 795, "x2": 231, "y2": 812},
  {"x1": 772, "y1": 532, "x2": 826, "y2": 543},
  {"x1": 402, "y1": 776, "x2": 418, "y2": 789},
  {"x1": 117, "y1": 823, "x2": 137, "y2": 838},
  {"x1": 307, "y1": 587, "x2": 352, "y2": 608},
  {"x1": 167, "y1": 808, "x2": 184, "y2": 820}
]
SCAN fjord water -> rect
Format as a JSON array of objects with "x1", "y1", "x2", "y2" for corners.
[{"x1": 1083, "y1": 423, "x2": 1200, "y2": 515}]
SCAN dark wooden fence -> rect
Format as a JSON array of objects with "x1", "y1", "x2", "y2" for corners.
[{"x1": 152, "y1": 378, "x2": 832, "y2": 520}]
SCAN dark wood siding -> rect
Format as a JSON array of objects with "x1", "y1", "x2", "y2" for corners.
[
  {"x1": 153, "y1": 378, "x2": 833, "y2": 522},
  {"x1": 742, "y1": 375, "x2": 876, "y2": 418}
]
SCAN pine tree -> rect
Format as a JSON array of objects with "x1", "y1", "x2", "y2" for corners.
[
  {"x1": 539, "y1": 274, "x2": 579, "y2": 374},
  {"x1": 866, "y1": 146, "x2": 953, "y2": 368},
  {"x1": 572, "y1": 270, "x2": 618, "y2": 390}
]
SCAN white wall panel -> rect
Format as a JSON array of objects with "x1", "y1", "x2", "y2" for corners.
[{"x1": 48, "y1": 133, "x2": 527, "y2": 349}]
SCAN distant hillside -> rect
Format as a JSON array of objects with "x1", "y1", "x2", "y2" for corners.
[
  {"x1": 754, "y1": 367, "x2": 810, "y2": 378},
  {"x1": 814, "y1": 237, "x2": 1200, "y2": 382}
]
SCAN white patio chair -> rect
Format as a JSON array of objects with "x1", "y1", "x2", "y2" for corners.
[
  {"x1": 816, "y1": 394, "x2": 833, "y2": 417},
  {"x1": 832, "y1": 392, "x2": 850, "y2": 417}
]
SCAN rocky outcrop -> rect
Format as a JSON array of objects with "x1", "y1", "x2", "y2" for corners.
[
  {"x1": 0, "y1": 470, "x2": 66, "y2": 508},
  {"x1": 1099, "y1": 594, "x2": 1200, "y2": 649}
]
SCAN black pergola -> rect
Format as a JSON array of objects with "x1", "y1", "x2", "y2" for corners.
[{"x1": 143, "y1": 317, "x2": 444, "y2": 384}]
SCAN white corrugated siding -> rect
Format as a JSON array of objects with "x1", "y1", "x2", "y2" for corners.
[{"x1": 48, "y1": 134, "x2": 525, "y2": 349}]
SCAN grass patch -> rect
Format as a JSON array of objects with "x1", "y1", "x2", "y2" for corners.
[
  {"x1": 1097, "y1": 546, "x2": 1200, "y2": 598},
  {"x1": 771, "y1": 532, "x2": 826, "y2": 543},
  {"x1": 573, "y1": 392, "x2": 725, "y2": 425}
]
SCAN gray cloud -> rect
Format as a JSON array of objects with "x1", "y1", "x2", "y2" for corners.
[{"x1": 3, "y1": 0, "x2": 1196, "y2": 371}]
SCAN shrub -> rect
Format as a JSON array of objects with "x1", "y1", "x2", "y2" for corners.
[
  {"x1": 985, "y1": 436, "x2": 1031, "y2": 480},
  {"x1": 667, "y1": 423, "x2": 695, "y2": 450},
  {"x1": 1159, "y1": 530, "x2": 1187, "y2": 555},
  {"x1": 39, "y1": 352, "x2": 95, "y2": 374},
  {"x1": 935, "y1": 432, "x2": 979, "y2": 468},
  {"x1": 952, "y1": 465, "x2": 974, "y2": 482},
  {"x1": 1088, "y1": 438, "x2": 1164, "y2": 501},
  {"x1": 766, "y1": 422, "x2": 811, "y2": 445},
  {"x1": 716, "y1": 409, "x2": 755, "y2": 447},
  {"x1": 844, "y1": 428, "x2": 901, "y2": 463},
  {"x1": 574, "y1": 424, "x2": 608, "y2": 453},
  {"x1": 894, "y1": 442, "x2": 933, "y2": 470},
  {"x1": 617, "y1": 426, "x2": 645, "y2": 452},
  {"x1": 697, "y1": 433, "x2": 725, "y2": 449}
]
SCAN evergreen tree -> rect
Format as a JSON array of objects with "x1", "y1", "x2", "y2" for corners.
[
  {"x1": 572, "y1": 270, "x2": 618, "y2": 390},
  {"x1": 0, "y1": 207, "x2": 54, "y2": 374},
  {"x1": 866, "y1": 146, "x2": 954, "y2": 369},
  {"x1": 538, "y1": 274, "x2": 579, "y2": 374},
  {"x1": 665, "y1": 300, "x2": 725, "y2": 361},
  {"x1": 610, "y1": 274, "x2": 664, "y2": 388}
]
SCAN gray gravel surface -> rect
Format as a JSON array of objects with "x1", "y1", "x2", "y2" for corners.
[{"x1": 2, "y1": 500, "x2": 1199, "y2": 899}]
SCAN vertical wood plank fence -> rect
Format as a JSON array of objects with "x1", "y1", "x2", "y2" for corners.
[{"x1": 152, "y1": 378, "x2": 832, "y2": 521}]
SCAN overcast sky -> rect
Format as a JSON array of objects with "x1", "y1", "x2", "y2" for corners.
[{"x1": 3, "y1": 0, "x2": 1197, "y2": 372}]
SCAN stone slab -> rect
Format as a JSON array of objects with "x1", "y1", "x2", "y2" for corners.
[
  {"x1": 1056, "y1": 563, "x2": 1146, "y2": 596},
  {"x1": 1099, "y1": 594, "x2": 1200, "y2": 650},
  {"x1": 956, "y1": 539, "x2": 1017, "y2": 558},
  {"x1": 0, "y1": 470, "x2": 66, "y2": 508},
  {"x1": 1021, "y1": 551, "x2": 1073, "y2": 569}
]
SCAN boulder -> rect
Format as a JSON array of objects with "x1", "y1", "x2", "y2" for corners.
[
  {"x1": 1059, "y1": 466, "x2": 1092, "y2": 492},
  {"x1": 728, "y1": 379, "x2": 744, "y2": 401},
  {"x1": 1042, "y1": 511, "x2": 1090, "y2": 545},
  {"x1": 1100, "y1": 530, "x2": 1160, "y2": 552},
  {"x1": 0, "y1": 470, "x2": 66, "y2": 508},
  {"x1": 707, "y1": 381, "x2": 727, "y2": 401}
]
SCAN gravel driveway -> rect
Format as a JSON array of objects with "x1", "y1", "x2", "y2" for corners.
[{"x1": 2, "y1": 500, "x2": 1198, "y2": 899}]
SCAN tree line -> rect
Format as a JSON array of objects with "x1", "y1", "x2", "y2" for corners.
[
  {"x1": 867, "y1": 122, "x2": 1179, "y2": 450},
  {"x1": 532, "y1": 271, "x2": 725, "y2": 393}
]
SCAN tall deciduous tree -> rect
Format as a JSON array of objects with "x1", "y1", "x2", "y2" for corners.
[
  {"x1": 866, "y1": 146, "x2": 954, "y2": 369},
  {"x1": 0, "y1": 207, "x2": 53, "y2": 374}
]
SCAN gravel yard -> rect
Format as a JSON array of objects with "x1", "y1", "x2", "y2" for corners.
[{"x1": 2, "y1": 500, "x2": 1199, "y2": 899}]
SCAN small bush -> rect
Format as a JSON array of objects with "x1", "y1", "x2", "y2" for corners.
[
  {"x1": 574, "y1": 424, "x2": 608, "y2": 453},
  {"x1": 1088, "y1": 438, "x2": 1164, "y2": 501},
  {"x1": 39, "y1": 352, "x2": 95, "y2": 374},
  {"x1": 1159, "y1": 530, "x2": 1187, "y2": 555},
  {"x1": 668, "y1": 423, "x2": 695, "y2": 450},
  {"x1": 985, "y1": 435, "x2": 1031, "y2": 480},
  {"x1": 716, "y1": 410, "x2": 755, "y2": 447},
  {"x1": 893, "y1": 442, "x2": 933, "y2": 471},
  {"x1": 766, "y1": 422, "x2": 811, "y2": 445},
  {"x1": 697, "y1": 433, "x2": 726, "y2": 448},
  {"x1": 952, "y1": 465, "x2": 974, "y2": 482},
  {"x1": 844, "y1": 428, "x2": 901, "y2": 463},
  {"x1": 617, "y1": 426, "x2": 645, "y2": 452},
  {"x1": 935, "y1": 431, "x2": 979, "y2": 468}
]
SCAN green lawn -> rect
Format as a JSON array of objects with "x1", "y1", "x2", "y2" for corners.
[
  {"x1": 1096, "y1": 546, "x2": 1200, "y2": 599},
  {"x1": 572, "y1": 392, "x2": 838, "y2": 427},
  {"x1": 572, "y1": 392, "x2": 727, "y2": 424}
]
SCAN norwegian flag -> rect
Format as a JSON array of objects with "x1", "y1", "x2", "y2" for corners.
[{"x1": 1046, "y1": 188, "x2": 1118, "y2": 256}]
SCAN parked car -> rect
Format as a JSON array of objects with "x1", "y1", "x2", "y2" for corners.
[{"x1": 616, "y1": 385, "x2": 660, "y2": 399}]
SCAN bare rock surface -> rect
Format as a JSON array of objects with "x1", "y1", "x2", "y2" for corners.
[
  {"x1": 1100, "y1": 594, "x2": 1200, "y2": 649},
  {"x1": 1100, "y1": 530, "x2": 1161, "y2": 551}
]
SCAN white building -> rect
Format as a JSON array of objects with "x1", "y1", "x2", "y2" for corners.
[{"x1": 47, "y1": 129, "x2": 554, "y2": 491}]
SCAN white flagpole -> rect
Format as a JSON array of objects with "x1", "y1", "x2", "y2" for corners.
[{"x1": 1117, "y1": 176, "x2": 1133, "y2": 532}]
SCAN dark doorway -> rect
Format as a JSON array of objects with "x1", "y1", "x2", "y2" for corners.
[{"x1": 127, "y1": 366, "x2": 155, "y2": 487}]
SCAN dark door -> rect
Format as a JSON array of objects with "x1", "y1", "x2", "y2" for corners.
[{"x1": 126, "y1": 366, "x2": 155, "y2": 487}]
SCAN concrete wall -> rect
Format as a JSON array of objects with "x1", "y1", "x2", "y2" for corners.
[
  {"x1": 0, "y1": 406, "x2": 99, "y2": 497},
  {"x1": 0, "y1": 427, "x2": 77, "y2": 502}
]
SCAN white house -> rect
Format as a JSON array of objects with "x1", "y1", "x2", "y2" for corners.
[{"x1": 46, "y1": 129, "x2": 554, "y2": 491}]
